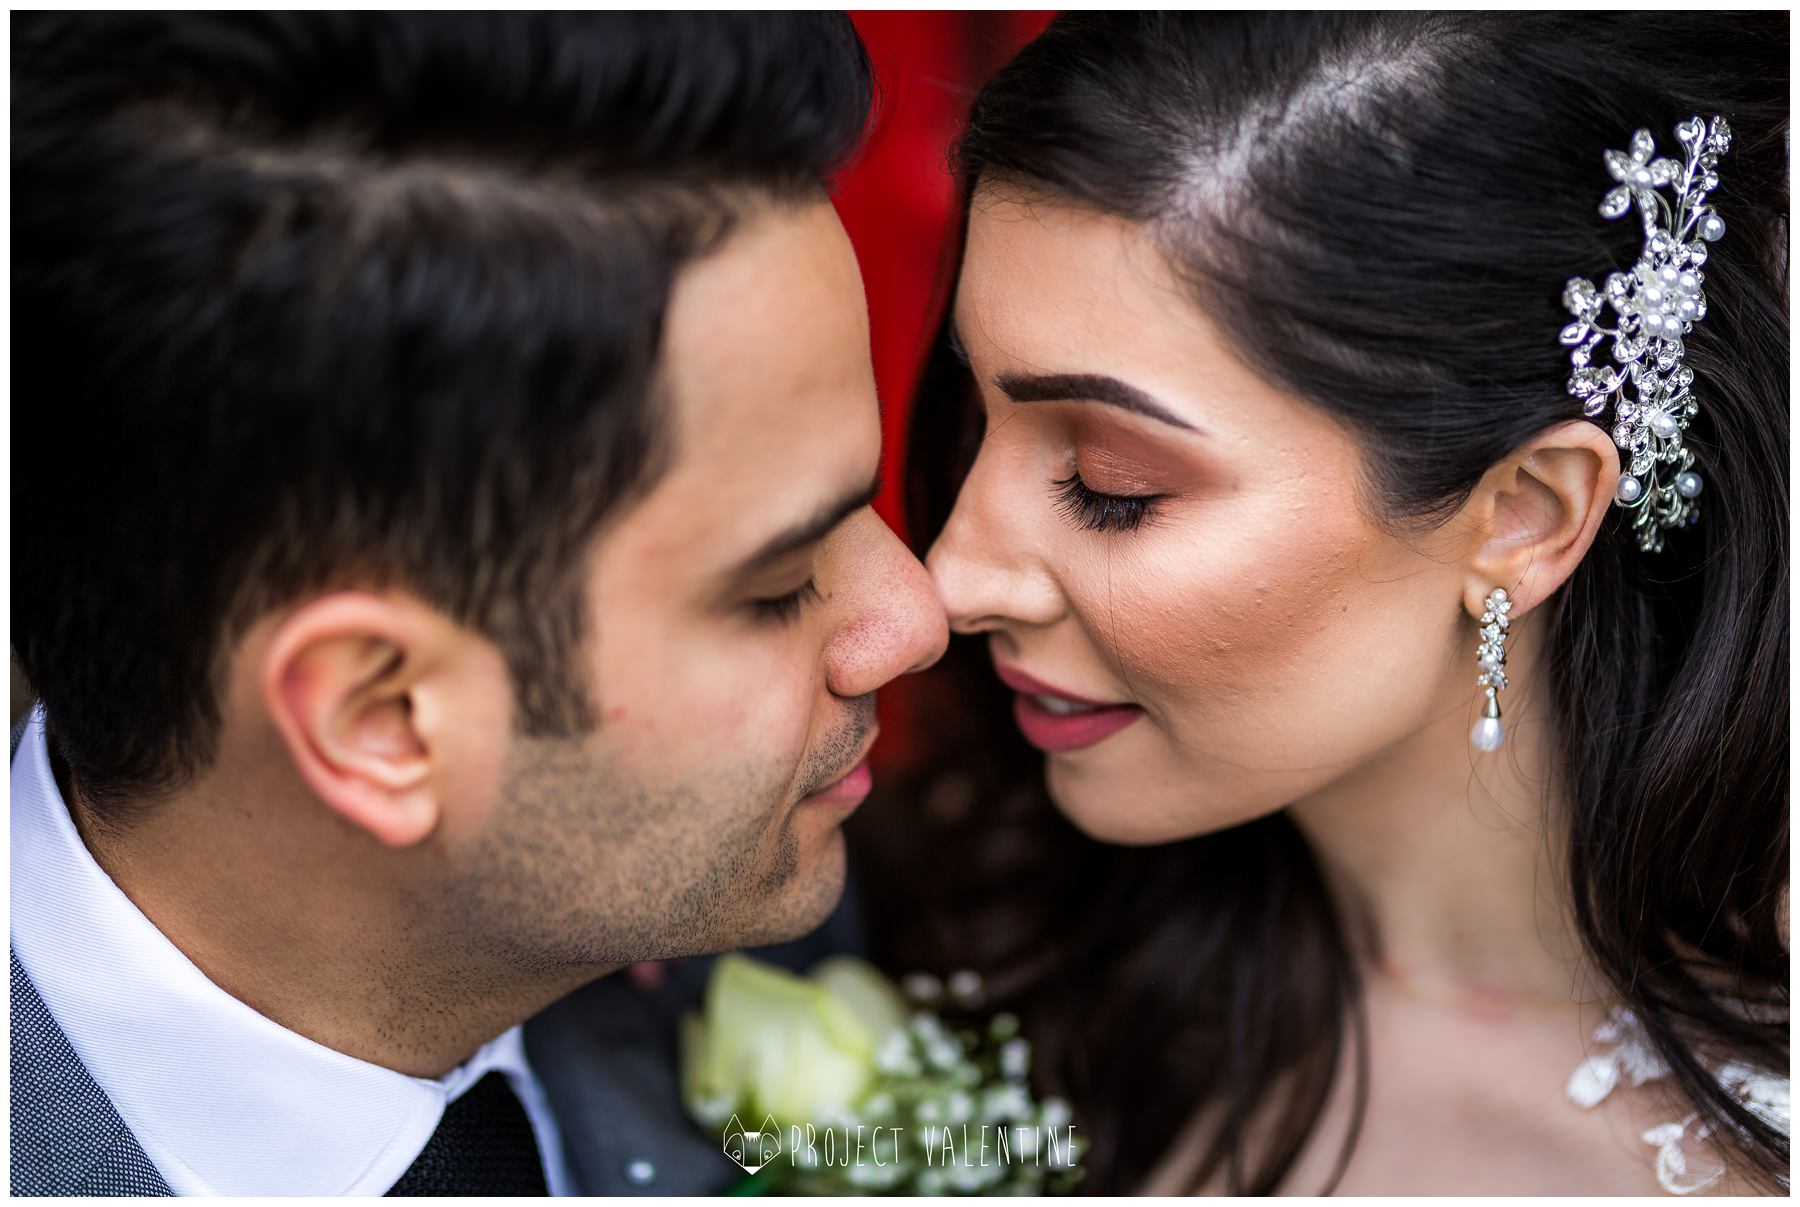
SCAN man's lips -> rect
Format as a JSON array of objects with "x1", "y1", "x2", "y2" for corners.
[
  {"x1": 993, "y1": 662, "x2": 1144, "y2": 752},
  {"x1": 800, "y1": 729, "x2": 879, "y2": 808},
  {"x1": 801, "y1": 756, "x2": 872, "y2": 807}
]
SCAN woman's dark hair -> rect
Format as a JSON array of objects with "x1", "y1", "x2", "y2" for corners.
[
  {"x1": 12, "y1": 13, "x2": 872, "y2": 810},
  {"x1": 864, "y1": 11, "x2": 1787, "y2": 1193}
]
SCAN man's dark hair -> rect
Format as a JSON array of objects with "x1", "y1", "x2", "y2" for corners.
[{"x1": 12, "y1": 12, "x2": 873, "y2": 809}]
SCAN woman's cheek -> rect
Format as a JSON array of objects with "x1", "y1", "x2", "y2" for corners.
[{"x1": 1073, "y1": 521, "x2": 1356, "y2": 698}]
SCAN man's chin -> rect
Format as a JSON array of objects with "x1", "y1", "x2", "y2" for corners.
[{"x1": 736, "y1": 828, "x2": 847, "y2": 950}]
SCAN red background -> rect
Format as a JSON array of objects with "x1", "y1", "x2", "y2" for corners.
[{"x1": 838, "y1": 11, "x2": 1053, "y2": 543}]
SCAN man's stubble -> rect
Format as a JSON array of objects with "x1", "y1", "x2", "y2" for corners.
[{"x1": 432, "y1": 695, "x2": 876, "y2": 977}]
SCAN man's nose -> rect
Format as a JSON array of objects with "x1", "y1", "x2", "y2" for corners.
[{"x1": 823, "y1": 512, "x2": 949, "y2": 699}]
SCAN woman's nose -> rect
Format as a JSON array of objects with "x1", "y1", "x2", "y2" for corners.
[{"x1": 926, "y1": 449, "x2": 1064, "y2": 635}]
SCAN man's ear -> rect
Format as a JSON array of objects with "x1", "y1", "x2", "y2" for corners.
[
  {"x1": 1452, "y1": 419, "x2": 1620, "y2": 619},
  {"x1": 259, "y1": 592, "x2": 507, "y2": 849}
]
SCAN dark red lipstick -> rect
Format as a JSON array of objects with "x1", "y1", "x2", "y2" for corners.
[{"x1": 994, "y1": 662, "x2": 1144, "y2": 752}]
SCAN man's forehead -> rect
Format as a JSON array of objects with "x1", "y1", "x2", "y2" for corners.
[
  {"x1": 669, "y1": 202, "x2": 864, "y2": 373},
  {"x1": 627, "y1": 199, "x2": 879, "y2": 564}
]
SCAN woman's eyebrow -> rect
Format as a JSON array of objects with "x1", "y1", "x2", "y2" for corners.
[{"x1": 992, "y1": 370, "x2": 1204, "y2": 434}]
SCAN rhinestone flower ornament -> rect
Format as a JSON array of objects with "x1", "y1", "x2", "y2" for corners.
[{"x1": 1561, "y1": 115, "x2": 1730, "y2": 553}]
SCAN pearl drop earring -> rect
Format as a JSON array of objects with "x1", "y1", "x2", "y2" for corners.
[{"x1": 1470, "y1": 587, "x2": 1512, "y2": 752}]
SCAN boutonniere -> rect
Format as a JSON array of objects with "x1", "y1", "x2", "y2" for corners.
[{"x1": 682, "y1": 954, "x2": 1083, "y2": 1195}]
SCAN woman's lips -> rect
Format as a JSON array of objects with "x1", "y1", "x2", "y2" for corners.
[
  {"x1": 993, "y1": 662, "x2": 1144, "y2": 752},
  {"x1": 1011, "y1": 695, "x2": 1144, "y2": 751}
]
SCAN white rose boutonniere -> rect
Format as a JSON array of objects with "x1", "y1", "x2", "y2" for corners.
[{"x1": 682, "y1": 954, "x2": 1083, "y2": 1195}]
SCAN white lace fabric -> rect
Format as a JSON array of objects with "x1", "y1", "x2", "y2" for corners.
[{"x1": 1566, "y1": 1006, "x2": 1790, "y2": 1195}]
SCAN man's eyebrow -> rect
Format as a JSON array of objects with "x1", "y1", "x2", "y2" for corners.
[
  {"x1": 736, "y1": 470, "x2": 884, "y2": 575},
  {"x1": 992, "y1": 370, "x2": 1203, "y2": 435}
]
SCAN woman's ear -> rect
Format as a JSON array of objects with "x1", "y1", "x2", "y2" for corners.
[
  {"x1": 259, "y1": 592, "x2": 505, "y2": 849},
  {"x1": 1452, "y1": 419, "x2": 1620, "y2": 619}
]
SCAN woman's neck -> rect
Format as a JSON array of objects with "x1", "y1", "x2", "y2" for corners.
[{"x1": 1284, "y1": 627, "x2": 1602, "y2": 1012}]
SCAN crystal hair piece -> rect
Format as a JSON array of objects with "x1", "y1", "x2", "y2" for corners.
[{"x1": 1561, "y1": 115, "x2": 1731, "y2": 553}]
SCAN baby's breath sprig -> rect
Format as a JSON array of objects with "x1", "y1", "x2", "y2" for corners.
[{"x1": 763, "y1": 1000, "x2": 1084, "y2": 1196}]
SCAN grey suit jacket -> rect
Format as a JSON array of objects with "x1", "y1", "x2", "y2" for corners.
[
  {"x1": 11, "y1": 950, "x2": 174, "y2": 1196},
  {"x1": 8, "y1": 709, "x2": 868, "y2": 1196}
]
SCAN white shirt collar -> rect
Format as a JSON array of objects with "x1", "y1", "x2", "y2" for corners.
[{"x1": 10, "y1": 708, "x2": 571, "y2": 1195}]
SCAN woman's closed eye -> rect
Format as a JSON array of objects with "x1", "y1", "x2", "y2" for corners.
[{"x1": 1050, "y1": 471, "x2": 1165, "y2": 534}]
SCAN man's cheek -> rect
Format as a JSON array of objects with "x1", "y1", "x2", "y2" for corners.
[
  {"x1": 609, "y1": 638, "x2": 818, "y2": 768},
  {"x1": 708, "y1": 646, "x2": 818, "y2": 752}
]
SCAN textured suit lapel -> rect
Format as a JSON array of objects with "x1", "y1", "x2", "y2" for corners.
[{"x1": 10, "y1": 950, "x2": 172, "y2": 1196}]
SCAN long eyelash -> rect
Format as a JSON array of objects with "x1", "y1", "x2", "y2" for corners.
[
  {"x1": 1050, "y1": 472, "x2": 1161, "y2": 534},
  {"x1": 753, "y1": 578, "x2": 822, "y2": 624}
]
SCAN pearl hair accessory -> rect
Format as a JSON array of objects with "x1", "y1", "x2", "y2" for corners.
[
  {"x1": 1470, "y1": 587, "x2": 1511, "y2": 752},
  {"x1": 1561, "y1": 115, "x2": 1730, "y2": 553}
]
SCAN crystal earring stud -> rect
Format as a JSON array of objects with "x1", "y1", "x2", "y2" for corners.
[{"x1": 1471, "y1": 587, "x2": 1511, "y2": 752}]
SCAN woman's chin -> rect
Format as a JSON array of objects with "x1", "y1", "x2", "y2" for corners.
[{"x1": 1044, "y1": 760, "x2": 1270, "y2": 846}]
